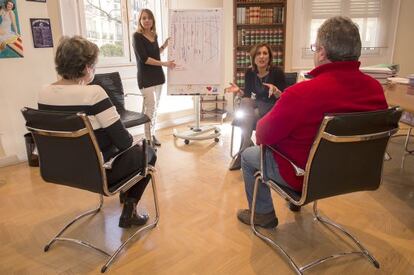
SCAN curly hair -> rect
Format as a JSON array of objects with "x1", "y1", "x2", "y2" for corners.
[
  {"x1": 55, "y1": 36, "x2": 99, "y2": 80},
  {"x1": 250, "y1": 42, "x2": 274, "y2": 72},
  {"x1": 3, "y1": 0, "x2": 15, "y2": 10}
]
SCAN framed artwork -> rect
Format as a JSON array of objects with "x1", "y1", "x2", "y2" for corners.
[
  {"x1": 0, "y1": 0, "x2": 24, "y2": 58},
  {"x1": 30, "y1": 18, "x2": 53, "y2": 48},
  {"x1": 26, "y1": 0, "x2": 46, "y2": 2}
]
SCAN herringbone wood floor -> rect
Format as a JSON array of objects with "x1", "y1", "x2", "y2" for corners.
[{"x1": 0, "y1": 123, "x2": 413, "y2": 274}]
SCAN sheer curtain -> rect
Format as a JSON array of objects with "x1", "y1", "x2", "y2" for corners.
[{"x1": 291, "y1": 0, "x2": 400, "y2": 69}]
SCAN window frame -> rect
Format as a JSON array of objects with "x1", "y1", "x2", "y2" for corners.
[
  {"x1": 291, "y1": 0, "x2": 400, "y2": 70},
  {"x1": 78, "y1": 0, "x2": 132, "y2": 66}
]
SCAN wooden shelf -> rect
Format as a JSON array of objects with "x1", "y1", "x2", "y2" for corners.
[
  {"x1": 236, "y1": 23, "x2": 284, "y2": 28},
  {"x1": 201, "y1": 99, "x2": 227, "y2": 103},
  {"x1": 236, "y1": 1, "x2": 285, "y2": 7},
  {"x1": 200, "y1": 95, "x2": 227, "y2": 122},
  {"x1": 237, "y1": 44, "x2": 283, "y2": 50},
  {"x1": 233, "y1": 0, "x2": 287, "y2": 90}
]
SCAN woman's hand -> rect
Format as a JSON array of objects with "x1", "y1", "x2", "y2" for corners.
[
  {"x1": 225, "y1": 82, "x2": 241, "y2": 94},
  {"x1": 162, "y1": 60, "x2": 176, "y2": 69},
  {"x1": 263, "y1": 83, "x2": 282, "y2": 98}
]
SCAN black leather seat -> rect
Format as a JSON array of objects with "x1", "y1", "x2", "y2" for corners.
[
  {"x1": 90, "y1": 72, "x2": 150, "y2": 129},
  {"x1": 21, "y1": 107, "x2": 159, "y2": 273},
  {"x1": 230, "y1": 72, "x2": 298, "y2": 157},
  {"x1": 251, "y1": 107, "x2": 402, "y2": 274}
]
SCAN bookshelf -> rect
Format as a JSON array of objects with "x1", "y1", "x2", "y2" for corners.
[{"x1": 234, "y1": 0, "x2": 287, "y2": 90}]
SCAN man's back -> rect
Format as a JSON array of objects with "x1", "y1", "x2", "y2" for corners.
[{"x1": 256, "y1": 61, "x2": 388, "y2": 191}]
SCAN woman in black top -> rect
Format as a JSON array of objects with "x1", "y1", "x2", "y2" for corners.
[
  {"x1": 132, "y1": 9, "x2": 176, "y2": 146},
  {"x1": 226, "y1": 43, "x2": 286, "y2": 170}
]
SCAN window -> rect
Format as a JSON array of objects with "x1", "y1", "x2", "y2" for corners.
[
  {"x1": 79, "y1": 0, "x2": 164, "y2": 64},
  {"x1": 65, "y1": 0, "x2": 193, "y2": 114},
  {"x1": 291, "y1": 0, "x2": 400, "y2": 69}
]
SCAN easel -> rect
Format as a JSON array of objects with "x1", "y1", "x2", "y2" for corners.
[{"x1": 173, "y1": 94, "x2": 221, "y2": 144}]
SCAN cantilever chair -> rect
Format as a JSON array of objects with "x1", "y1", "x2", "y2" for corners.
[
  {"x1": 21, "y1": 107, "x2": 159, "y2": 273},
  {"x1": 251, "y1": 107, "x2": 402, "y2": 274},
  {"x1": 90, "y1": 72, "x2": 151, "y2": 139},
  {"x1": 230, "y1": 72, "x2": 298, "y2": 158},
  {"x1": 400, "y1": 111, "x2": 414, "y2": 154}
]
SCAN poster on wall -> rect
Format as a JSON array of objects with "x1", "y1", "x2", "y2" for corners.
[
  {"x1": 30, "y1": 18, "x2": 53, "y2": 48},
  {"x1": 0, "y1": 0, "x2": 23, "y2": 58}
]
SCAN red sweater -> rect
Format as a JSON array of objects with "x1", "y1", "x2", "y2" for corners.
[{"x1": 256, "y1": 61, "x2": 388, "y2": 192}]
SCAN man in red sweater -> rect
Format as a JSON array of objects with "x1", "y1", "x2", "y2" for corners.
[{"x1": 237, "y1": 16, "x2": 388, "y2": 228}]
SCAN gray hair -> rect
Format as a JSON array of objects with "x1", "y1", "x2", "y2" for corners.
[
  {"x1": 317, "y1": 16, "x2": 361, "y2": 62},
  {"x1": 55, "y1": 36, "x2": 99, "y2": 80}
]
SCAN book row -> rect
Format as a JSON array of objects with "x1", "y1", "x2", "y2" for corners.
[
  {"x1": 237, "y1": 28, "x2": 284, "y2": 46},
  {"x1": 236, "y1": 50, "x2": 284, "y2": 68},
  {"x1": 236, "y1": 7, "x2": 284, "y2": 24}
]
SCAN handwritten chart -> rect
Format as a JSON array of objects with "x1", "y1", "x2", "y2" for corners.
[{"x1": 167, "y1": 9, "x2": 223, "y2": 95}]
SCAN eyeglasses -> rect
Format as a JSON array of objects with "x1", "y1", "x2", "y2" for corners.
[{"x1": 310, "y1": 44, "x2": 320, "y2": 52}]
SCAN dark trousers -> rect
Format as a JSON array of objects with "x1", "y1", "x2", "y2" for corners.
[
  {"x1": 239, "y1": 98, "x2": 274, "y2": 152},
  {"x1": 106, "y1": 145, "x2": 157, "y2": 202}
]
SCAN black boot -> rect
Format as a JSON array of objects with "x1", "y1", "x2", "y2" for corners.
[{"x1": 119, "y1": 199, "x2": 149, "y2": 228}]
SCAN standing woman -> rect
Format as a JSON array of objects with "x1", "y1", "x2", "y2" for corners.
[{"x1": 132, "y1": 8, "x2": 176, "y2": 146}]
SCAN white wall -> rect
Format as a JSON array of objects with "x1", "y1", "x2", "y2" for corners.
[
  {"x1": 0, "y1": 1, "x2": 56, "y2": 163},
  {"x1": 392, "y1": 0, "x2": 414, "y2": 77}
]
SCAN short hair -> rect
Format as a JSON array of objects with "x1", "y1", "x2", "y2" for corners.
[
  {"x1": 250, "y1": 42, "x2": 273, "y2": 72},
  {"x1": 4, "y1": 0, "x2": 16, "y2": 10},
  {"x1": 317, "y1": 16, "x2": 361, "y2": 62},
  {"x1": 55, "y1": 36, "x2": 99, "y2": 80},
  {"x1": 136, "y1": 9, "x2": 157, "y2": 34}
]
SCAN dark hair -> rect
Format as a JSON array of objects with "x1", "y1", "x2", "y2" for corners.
[
  {"x1": 55, "y1": 36, "x2": 99, "y2": 80},
  {"x1": 136, "y1": 9, "x2": 156, "y2": 34},
  {"x1": 317, "y1": 16, "x2": 361, "y2": 62},
  {"x1": 4, "y1": 0, "x2": 15, "y2": 10},
  {"x1": 250, "y1": 43, "x2": 273, "y2": 72}
]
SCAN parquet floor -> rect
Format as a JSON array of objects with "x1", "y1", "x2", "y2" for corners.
[{"x1": 0, "y1": 122, "x2": 413, "y2": 274}]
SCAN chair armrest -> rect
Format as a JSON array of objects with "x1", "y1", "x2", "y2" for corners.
[
  {"x1": 263, "y1": 145, "x2": 305, "y2": 177},
  {"x1": 103, "y1": 138, "x2": 147, "y2": 170}
]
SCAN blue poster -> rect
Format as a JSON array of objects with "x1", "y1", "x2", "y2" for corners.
[{"x1": 0, "y1": 0, "x2": 23, "y2": 58}]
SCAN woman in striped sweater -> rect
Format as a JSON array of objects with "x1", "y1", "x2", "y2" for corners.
[{"x1": 38, "y1": 36, "x2": 156, "y2": 228}]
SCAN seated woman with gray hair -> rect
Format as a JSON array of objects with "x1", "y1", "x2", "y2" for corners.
[{"x1": 37, "y1": 36, "x2": 156, "y2": 228}]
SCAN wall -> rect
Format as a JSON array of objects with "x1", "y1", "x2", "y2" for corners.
[
  {"x1": 392, "y1": 0, "x2": 414, "y2": 77},
  {"x1": 0, "y1": 0, "x2": 56, "y2": 165}
]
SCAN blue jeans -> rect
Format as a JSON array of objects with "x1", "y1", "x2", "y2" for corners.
[{"x1": 241, "y1": 146, "x2": 289, "y2": 214}]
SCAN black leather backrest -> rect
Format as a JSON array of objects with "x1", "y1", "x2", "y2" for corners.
[
  {"x1": 303, "y1": 107, "x2": 402, "y2": 204},
  {"x1": 90, "y1": 72, "x2": 125, "y2": 112},
  {"x1": 285, "y1": 72, "x2": 298, "y2": 88},
  {"x1": 21, "y1": 108, "x2": 105, "y2": 194}
]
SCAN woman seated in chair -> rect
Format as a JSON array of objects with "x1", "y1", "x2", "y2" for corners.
[
  {"x1": 226, "y1": 43, "x2": 286, "y2": 170},
  {"x1": 37, "y1": 36, "x2": 156, "y2": 228}
]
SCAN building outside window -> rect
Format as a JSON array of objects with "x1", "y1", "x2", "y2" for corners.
[{"x1": 79, "y1": 0, "x2": 192, "y2": 114}]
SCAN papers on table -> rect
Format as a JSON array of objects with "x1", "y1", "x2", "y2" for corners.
[
  {"x1": 387, "y1": 77, "x2": 409, "y2": 85},
  {"x1": 360, "y1": 64, "x2": 399, "y2": 84}
]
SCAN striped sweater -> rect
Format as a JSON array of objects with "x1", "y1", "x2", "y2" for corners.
[{"x1": 38, "y1": 84, "x2": 132, "y2": 160}]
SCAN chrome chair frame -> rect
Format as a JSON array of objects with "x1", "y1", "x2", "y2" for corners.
[
  {"x1": 250, "y1": 109, "x2": 400, "y2": 274},
  {"x1": 23, "y1": 109, "x2": 160, "y2": 273},
  {"x1": 404, "y1": 127, "x2": 413, "y2": 154}
]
